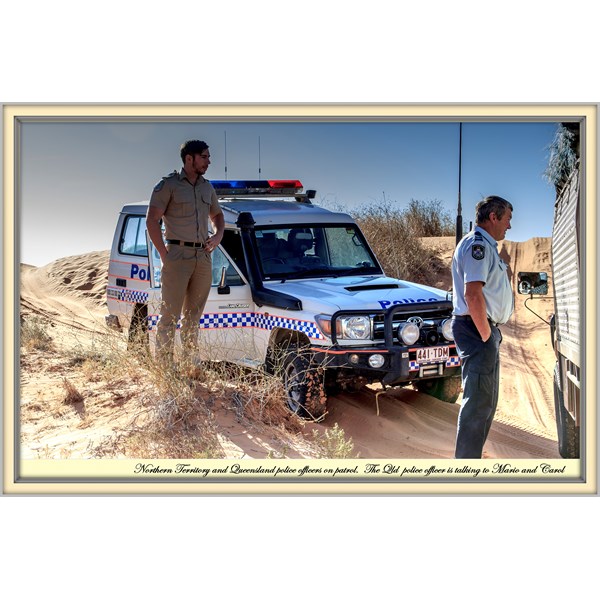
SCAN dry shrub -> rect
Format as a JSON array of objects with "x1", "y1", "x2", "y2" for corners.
[
  {"x1": 47, "y1": 319, "x2": 350, "y2": 459},
  {"x1": 403, "y1": 199, "x2": 455, "y2": 237},
  {"x1": 20, "y1": 315, "x2": 53, "y2": 351},
  {"x1": 352, "y1": 198, "x2": 453, "y2": 286},
  {"x1": 206, "y1": 362, "x2": 298, "y2": 429},
  {"x1": 311, "y1": 423, "x2": 358, "y2": 459},
  {"x1": 62, "y1": 378, "x2": 84, "y2": 404},
  {"x1": 122, "y1": 351, "x2": 295, "y2": 457},
  {"x1": 101, "y1": 426, "x2": 222, "y2": 460}
]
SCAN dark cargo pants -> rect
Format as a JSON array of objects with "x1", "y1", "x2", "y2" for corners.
[{"x1": 451, "y1": 317, "x2": 502, "y2": 458}]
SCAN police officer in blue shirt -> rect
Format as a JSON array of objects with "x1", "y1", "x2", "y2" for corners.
[{"x1": 451, "y1": 196, "x2": 514, "y2": 458}]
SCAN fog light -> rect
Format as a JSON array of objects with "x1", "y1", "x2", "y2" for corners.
[
  {"x1": 440, "y1": 318, "x2": 454, "y2": 341},
  {"x1": 349, "y1": 354, "x2": 360, "y2": 364},
  {"x1": 398, "y1": 322, "x2": 420, "y2": 345},
  {"x1": 368, "y1": 354, "x2": 385, "y2": 369}
]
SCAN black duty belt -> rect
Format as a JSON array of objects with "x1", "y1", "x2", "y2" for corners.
[
  {"x1": 166, "y1": 239, "x2": 205, "y2": 248},
  {"x1": 453, "y1": 314, "x2": 498, "y2": 327}
]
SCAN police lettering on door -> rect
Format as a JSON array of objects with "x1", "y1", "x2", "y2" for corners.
[{"x1": 131, "y1": 263, "x2": 150, "y2": 281}]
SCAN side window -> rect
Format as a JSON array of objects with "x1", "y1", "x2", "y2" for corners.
[
  {"x1": 220, "y1": 229, "x2": 247, "y2": 278},
  {"x1": 211, "y1": 247, "x2": 244, "y2": 287},
  {"x1": 120, "y1": 215, "x2": 148, "y2": 257}
]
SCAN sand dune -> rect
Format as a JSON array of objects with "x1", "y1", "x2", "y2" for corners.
[{"x1": 18, "y1": 238, "x2": 559, "y2": 459}]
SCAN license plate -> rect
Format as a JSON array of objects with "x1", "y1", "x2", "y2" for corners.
[{"x1": 415, "y1": 346, "x2": 450, "y2": 364}]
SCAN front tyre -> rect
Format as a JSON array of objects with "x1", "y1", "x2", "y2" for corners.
[
  {"x1": 415, "y1": 375, "x2": 462, "y2": 404},
  {"x1": 282, "y1": 347, "x2": 327, "y2": 419}
]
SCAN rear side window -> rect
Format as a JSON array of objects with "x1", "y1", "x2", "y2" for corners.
[{"x1": 119, "y1": 215, "x2": 148, "y2": 257}]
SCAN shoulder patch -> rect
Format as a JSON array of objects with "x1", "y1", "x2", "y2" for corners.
[
  {"x1": 472, "y1": 243, "x2": 485, "y2": 260},
  {"x1": 153, "y1": 171, "x2": 177, "y2": 192}
]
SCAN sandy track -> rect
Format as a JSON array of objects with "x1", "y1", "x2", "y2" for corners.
[
  {"x1": 20, "y1": 252, "x2": 109, "y2": 335},
  {"x1": 319, "y1": 385, "x2": 558, "y2": 459}
]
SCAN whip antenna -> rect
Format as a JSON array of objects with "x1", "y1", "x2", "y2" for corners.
[
  {"x1": 224, "y1": 131, "x2": 228, "y2": 180},
  {"x1": 455, "y1": 122, "x2": 463, "y2": 246}
]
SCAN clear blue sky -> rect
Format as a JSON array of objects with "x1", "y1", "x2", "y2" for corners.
[{"x1": 19, "y1": 119, "x2": 558, "y2": 266}]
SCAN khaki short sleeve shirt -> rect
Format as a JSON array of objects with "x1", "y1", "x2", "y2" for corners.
[{"x1": 149, "y1": 169, "x2": 222, "y2": 243}]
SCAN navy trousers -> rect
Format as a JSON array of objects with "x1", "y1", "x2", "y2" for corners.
[{"x1": 451, "y1": 318, "x2": 502, "y2": 458}]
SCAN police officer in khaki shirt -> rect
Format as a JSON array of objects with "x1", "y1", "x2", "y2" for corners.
[{"x1": 146, "y1": 140, "x2": 225, "y2": 360}]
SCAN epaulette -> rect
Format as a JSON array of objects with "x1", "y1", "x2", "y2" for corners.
[
  {"x1": 153, "y1": 170, "x2": 178, "y2": 192},
  {"x1": 471, "y1": 231, "x2": 485, "y2": 260}
]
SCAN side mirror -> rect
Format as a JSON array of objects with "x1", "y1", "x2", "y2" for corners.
[
  {"x1": 217, "y1": 265, "x2": 231, "y2": 295},
  {"x1": 517, "y1": 271, "x2": 548, "y2": 295}
]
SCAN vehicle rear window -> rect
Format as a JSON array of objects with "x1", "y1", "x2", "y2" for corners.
[{"x1": 119, "y1": 215, "x2": 148, "y2": 257}]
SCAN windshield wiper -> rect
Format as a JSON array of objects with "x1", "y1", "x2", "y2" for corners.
[
  {"x1": 295, "y1": 266, "x2": 335, "y2": 278},
  {"x1": 334, "y1": 265, "x2": 381, "y2": 278}
]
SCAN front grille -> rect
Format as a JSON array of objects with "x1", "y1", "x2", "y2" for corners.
[
  {"x1": 330, "y1": 300, "x2": 453, "y2": 347},
  {"x1": 372, "y1": 307, "x2": 452, "y2": 346}
]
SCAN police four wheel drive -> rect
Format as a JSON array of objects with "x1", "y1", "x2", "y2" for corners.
[{"x1": 106, "y1": 179, "x2": 462, "y2": 418}]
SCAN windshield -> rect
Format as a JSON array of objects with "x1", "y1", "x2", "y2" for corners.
[{"x1": 255, "y1": 224, "x2": 382, "y2": 280}]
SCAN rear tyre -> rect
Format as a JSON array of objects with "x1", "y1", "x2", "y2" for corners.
[
  {"x1": 282, "y1": 346, "x2": 327, "y2": 419},
  {"x1": 415, "y1": 375, "x2": 461, "y2": 404},
  {"x1": 128, "y1": 304, "x2": 149, "y2": 354},
  {"x1": 554, "y1": 363, "x2": 579, "y2": 458}
]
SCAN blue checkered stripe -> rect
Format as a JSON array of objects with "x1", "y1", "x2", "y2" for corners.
[
  {"x1": 199, "y1": 313, "x2": 254, "y2": 329},
  {"x1": 146, "y1": 311, "x2": 325, "y2": 339},
  {"x1": 409, "y1": 355, "x2": 461, "y2": 372},
  {"x1": 109, "y1": 286, "x2": 148, "y2": 304},
  {"x1": 254, "y1": 313, "x2": 324, "y2": 339}
]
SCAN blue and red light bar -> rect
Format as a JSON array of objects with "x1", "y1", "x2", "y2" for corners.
[{"x1": 210, "y1": 179, "x2": 303, "y2": 195}]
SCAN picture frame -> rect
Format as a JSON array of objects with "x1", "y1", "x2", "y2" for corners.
[{"x1": 3, "y1": 102, "x2": 597, "y2": 496}]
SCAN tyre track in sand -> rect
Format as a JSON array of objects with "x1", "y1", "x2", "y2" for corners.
[
  {"x1": 498, "y1": 240, "x2": 557, "y2": 439},
  {"x1": 20, "y1": 264, "x2": 108, "y2": 336},
  {"x1": 321, "y1": 385, "x2": 559, "y2": 459}
]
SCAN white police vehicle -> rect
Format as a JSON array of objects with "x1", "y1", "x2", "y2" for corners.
[{"x1": 106, "y1": 180, "x2": 461, "y2": 418}]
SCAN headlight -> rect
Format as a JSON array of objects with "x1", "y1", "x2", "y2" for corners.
[
  {"x1": 316, "y1": 315, "x2": 371, "y2": 340},
  {"x1": 398, "y1": 322, "x2": 420, "y2": 345},
  {"x1": 440, "y1": 318, "x2": 454, "y2": 341},
  {"x1": 341, "y1": 316, "x2": 371, "y2": 340}
]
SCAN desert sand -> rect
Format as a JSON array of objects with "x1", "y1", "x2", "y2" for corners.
[{"x1": 17, "y1": 237, "x2": 560, "y2": 460}]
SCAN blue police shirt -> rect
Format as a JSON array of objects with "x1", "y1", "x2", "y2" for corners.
[{"x1": 452, "y1": 226, "x2": 514, "y2": 325}]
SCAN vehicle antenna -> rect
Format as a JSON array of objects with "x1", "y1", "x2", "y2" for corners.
[
  {"x1": 258, "y1": 136, "x2": 261, "y2": 179},
  {"x1": 455, "y1": 122, "x2": 463, "y2": 247},
  {"x1": 224, "y1": 130, "x2": 228, "y2": 180}
]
